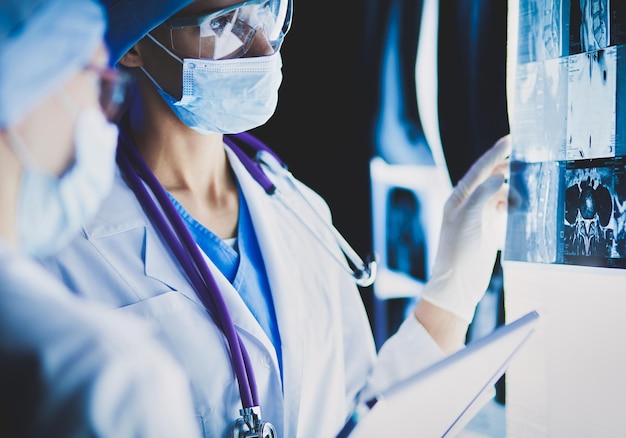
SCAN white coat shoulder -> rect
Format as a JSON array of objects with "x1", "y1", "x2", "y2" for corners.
[{"x1": 0, "y1": 242, "x2": 201, "y2": 438}]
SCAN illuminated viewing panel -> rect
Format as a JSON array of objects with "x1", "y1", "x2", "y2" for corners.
[{"x1": 505, "y1": 0, "x2": 626, "y2": 268}]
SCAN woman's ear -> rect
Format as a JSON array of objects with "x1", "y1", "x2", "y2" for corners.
[{"x1": 118, "y1": 44, "x2": 143, "y2": 68}]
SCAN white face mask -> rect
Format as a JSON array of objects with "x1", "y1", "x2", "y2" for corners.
[
  {"x1": 142, "y1": 34, "x2": 283, "y2": 135},
  {"x1": 9, "y1": 107, "x2": 118, "y2": 257}
]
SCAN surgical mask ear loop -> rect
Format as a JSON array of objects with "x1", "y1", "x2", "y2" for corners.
[
  {"x1": 140, "y1": 34, "x2": 182, "y2": 94},
  {"x1": 6, "y1": 129, "x2": 36, "y2": 169},
  {"x1": 146, "y1": 33, "x2": 183, "y2": 63},
  {"x1": 138, "y1": 65, "x2": 164, "y2": 92}
]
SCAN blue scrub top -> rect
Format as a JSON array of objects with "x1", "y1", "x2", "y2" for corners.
[{"x1": 169, "y1": 188, "x2": 283, "y2": 375}]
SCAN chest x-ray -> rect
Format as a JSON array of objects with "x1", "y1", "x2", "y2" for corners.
[{"x1": 505, "y1": 0, "x2": 626, "y2": 268}]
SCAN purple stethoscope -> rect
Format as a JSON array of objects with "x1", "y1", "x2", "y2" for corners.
[{"x1": 116, "y1": 125, "x2": 376, "y2": 436}]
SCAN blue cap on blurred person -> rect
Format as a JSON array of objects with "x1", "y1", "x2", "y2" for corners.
[
  {"x1": 99, "y1": 0, "x2": 195, "y2": 65},
  {"x1": 0, "y1": 0, "x2": 106, "y2": 128}
]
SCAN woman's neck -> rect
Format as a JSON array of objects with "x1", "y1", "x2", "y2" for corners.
[{"x1": 126, "y1": 82, "x2": 240, "y2": 239}]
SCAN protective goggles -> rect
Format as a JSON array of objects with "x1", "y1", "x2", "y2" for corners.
[
  {"x1": 163, "y1": 0, "x2": 292, "y2": 60},
  {"x1": 85, "y1": 65, "x2": 129, "y2": 122}
]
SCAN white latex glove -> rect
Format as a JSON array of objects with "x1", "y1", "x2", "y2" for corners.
[{"x1": 420, "y1": 135, "x2": 512, "y2": 324}]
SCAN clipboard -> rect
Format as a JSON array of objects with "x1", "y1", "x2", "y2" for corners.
[{"x1": 340, "y1": 310, "x2": 539, "y2": 437}]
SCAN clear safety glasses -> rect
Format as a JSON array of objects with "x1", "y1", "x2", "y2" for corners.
[
  {"x1": 163, "y1": 0, "x2": 292, "y2": 60},
  {"x1": 85, "y1": 65, "x2": 129, "y2": 122}
]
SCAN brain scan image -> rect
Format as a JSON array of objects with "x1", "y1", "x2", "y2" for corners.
[{"x1": 563, "y1": 163, "x2": 626, "y2": 265}]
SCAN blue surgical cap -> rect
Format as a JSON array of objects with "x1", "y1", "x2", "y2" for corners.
[
  {"x1": 100, "y1": 0, "x2": 195, "y2": 65},
  {"x1": 0, "y1": 0, "x2": 105, "y2": 128}
]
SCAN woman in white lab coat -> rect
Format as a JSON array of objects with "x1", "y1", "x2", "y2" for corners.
[
  {"x1": 42, "y1": 0, "x2": 512, "y2": 436},
  {"x1": 0, "y1": 0, "x2": 200, "y2": 436}
]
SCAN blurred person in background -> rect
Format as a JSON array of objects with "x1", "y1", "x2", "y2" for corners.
[{"x1": 0, "y1": 0, "x2": 200, "y2": 436}]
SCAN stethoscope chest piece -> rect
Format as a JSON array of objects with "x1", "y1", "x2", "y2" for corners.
[{"x1": 231, "y1": 406, "x2": 277, "y2": 438}]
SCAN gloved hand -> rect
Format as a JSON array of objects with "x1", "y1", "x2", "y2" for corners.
[{"x1": 420, "y1": 135, "x2": 512, "y2": 324}]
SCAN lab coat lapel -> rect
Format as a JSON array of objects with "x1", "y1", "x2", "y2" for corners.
[
  {"x1": 196, "y1": 246, "x2": 278, "y2": 356},
  {"x1": 227, "y1": 147, "x2": 304, "y2": 437},
  {"x1": 89, "y1": 168, "x2": 277, "y2": 347},
  {"x1": 83, "y1": 171, "x2": 203, "y2": 307},
  {"x1": 83, "y1": 172, "x2": 244, "y2": 317},
  {"x1": 131, "y1": 171, "x2": 276, "y2": 353}
]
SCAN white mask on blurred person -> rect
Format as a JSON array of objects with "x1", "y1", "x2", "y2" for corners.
[
  {"x1": 10, "y1": 107, "x2": 118, "y2": 257},
  {"x1": 141, "y1": 34, "x2": 282, "y2": 135}
]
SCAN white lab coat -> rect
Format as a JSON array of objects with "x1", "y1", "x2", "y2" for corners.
[
  {"x1": 0, "y1": 242, "x2": 201, "y2": 438},
  {"x1": 42, "y1": 145, "x2": 446, "y2": 437}
]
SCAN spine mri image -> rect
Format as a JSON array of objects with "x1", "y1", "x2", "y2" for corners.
[{"x1": 504, "y1": 0, "x2": 626, "y2": 269}]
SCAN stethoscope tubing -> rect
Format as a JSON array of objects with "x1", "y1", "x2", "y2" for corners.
[
  {"x1": 251, "y1": 147, "x2": 377, "y2": 287},
  {"x1": 117, "y1": 129, "x2": 259, "y2": 409},
  {"x1": 226, "y1": 134, "x2": 376, "y2": 286},
  {"x1": 115, "y1": 126, "x2": 377, "y2": 412}
]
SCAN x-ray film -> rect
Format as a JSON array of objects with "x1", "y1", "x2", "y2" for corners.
[
  {"x1": 561, "y1": 158, "x2": 626, "y2": 267},
  {"x1": 566, "y1": 48, "x2": 618, "y2": 160},
  {"x1": 505, "y1": 0, "x2": 626, "y2": 269}
]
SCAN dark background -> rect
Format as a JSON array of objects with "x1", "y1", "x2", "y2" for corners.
[{"x1": 252, "y1": 0, "x2": 510, "y2": 341}]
